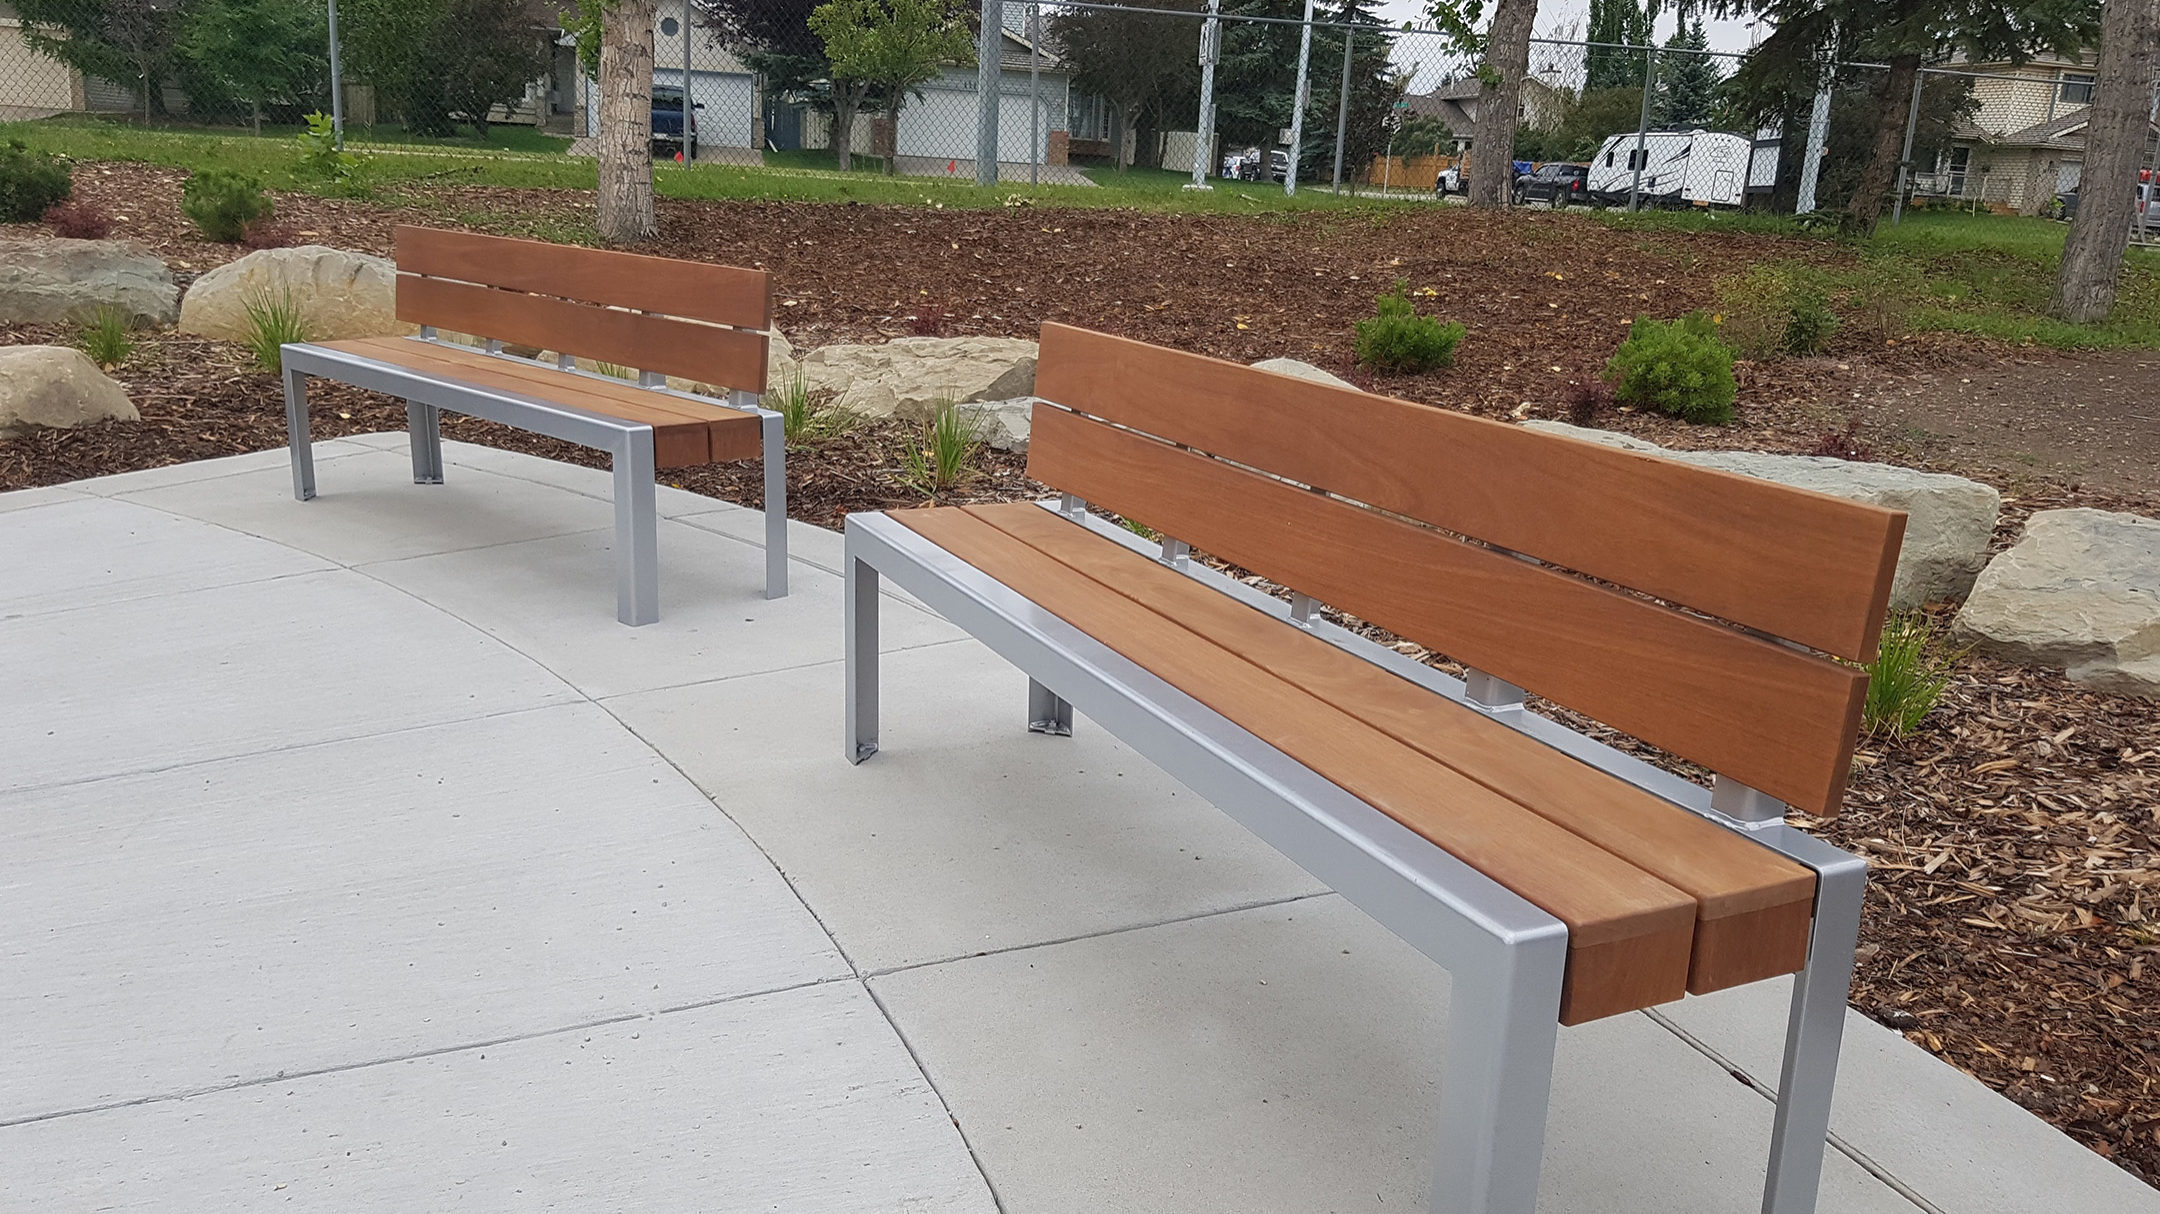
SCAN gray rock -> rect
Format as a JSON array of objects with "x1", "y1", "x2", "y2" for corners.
[
  {"x1": 0, "y1": 238, "x2": 179, "y2": 327},
  {"x1": 796, "y1": 336, "x2": 1037, "y2": 419},
  {"x1": 960, "y1": 397, "x2": 1035, "y2": 453},
  {"x1": 1953, "y1": 508, "x2": 2160, "y2": 698},
  {"x1": 0, "y1": 345, "x2": 138, "y2": 434},
  {"x1": 1521, "y1": 420, "x2": 2001, "y2": 609},
  {"x1": 179, "y1": 245, "x2": 405, "y2": 342},
  {"x1": 1250, "y1": 357, "x2": 1356, "y2": 389}
]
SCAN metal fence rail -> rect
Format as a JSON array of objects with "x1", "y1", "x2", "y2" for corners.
[{"x1": 0, "y1": 0, "x2": 2143, "y2": 223}]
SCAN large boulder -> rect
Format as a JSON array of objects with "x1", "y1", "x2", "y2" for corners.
[
  {"x1": 1954, "y1": 509, "x2": 2160, "y2": 698},
  {"x1": 1250, "y1": 357, "x2": 1357, "y2": 389},
  {"x1": 179, "y1": 245, "x2": 405, "y2": 342},
  {"x1": 0, "y1": 238, "x2": 178, "y2": 327},
  {"x1": 796, "y1": 335, "x2": 1037, "y2": 420},
  {"x1": 0, "y1": 346, "x2": 138, "y2": 434},
  {"x1": 1522, "y1": 420, "x2": 2001, "y2": 609}
]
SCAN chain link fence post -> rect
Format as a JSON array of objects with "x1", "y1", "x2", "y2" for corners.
[
  {"x1": 1796, "y1": 50, "x2": 1836, "y2": 214},
  {"x1": 326, "y1": 0, "x2": 346, "y2": 149},
  {"x1": 1629, "y1": 45, "x2": 1654, "y2": 212},
  {"x1": 1189, "y1": 0, "x2": 1220, "y2": 190},
  {"x1": 976, "y1": 0, "x2": 1002, "y2": 186},
  {"x1": 1892, "y1": 68, "x2": 1926, "y2": 226},
  {"x1": 1331, "y1": 24, "x2": 1352, "y2": 192},
  {"x1": 1284, "y1": 0, "x2": 1314, "y2": 197}
]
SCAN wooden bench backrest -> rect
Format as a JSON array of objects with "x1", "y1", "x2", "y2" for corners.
[
  {"x1": 391, "y1": 226, "x2": 771, "y2": 395},
  {"x1": 1027, "y1": 323, "x2": 1908, "y2": 818}
]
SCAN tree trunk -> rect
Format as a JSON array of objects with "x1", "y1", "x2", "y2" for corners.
[
  {"x1": 1842, "y1": 53, "x2": 1919, "y2": 238},
  {"x1": 596, "y1": 0, "x2": 658, "y2": 245},
  {"x1": 2053, "y1": 0, "x2": 2160, "y2": 322},
  {"x1": 1468, "y1": 0, "x2": 1537, "y2": 209},
  {"x1": 1110, "y1": 100, "x2": 1129, "y2": 172},
  {"x1": 833, "y1": 87, "x2": 859, "y2": 171},
  {"x1": 884, "y1": 102, "x2": 903, "y2": 175}
]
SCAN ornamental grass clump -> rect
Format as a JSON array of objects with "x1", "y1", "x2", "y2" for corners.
[
  {"x1": 1861, "y1": 613, "x2": 1960, "y2": 740},
  {"x1": 241, "y1": 286, "x2": 310, "y2": 374},
  {"x1": 76, "y1": 303, "x2": 135, "y2": 369},
  {"x1": 900, "y1": 400, "x2": 987, "y2": 496},
  {"x1": 773, "y1": 368, "x2": 864, "y2": 448},
  {"x1": 1603, "y1": 312, "x2": 1737, "y2": 425},
  {"x1": 1354, "y1": 281, "x2": 1465, "y2": 373}
]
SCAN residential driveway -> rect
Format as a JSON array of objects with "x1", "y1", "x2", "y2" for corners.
[{"x1": 2, "y1": 438, "x2": 2153, "y2": 1213}]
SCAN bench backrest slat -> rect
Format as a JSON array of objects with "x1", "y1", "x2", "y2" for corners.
[
  {"x1": 391, "y1": 226, "x2": 770, "y2": 395},
  {"x1": 1027, "y1": 324, "x2": 1907, "y2": 818},
  {"x1": 1035, "y1": 324, "x2": 1903, "y2": 663}
]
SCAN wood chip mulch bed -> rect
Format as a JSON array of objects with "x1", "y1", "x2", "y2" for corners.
[{"x1": 3, "y1": 167, "x2": 2158, "y2": 1185}]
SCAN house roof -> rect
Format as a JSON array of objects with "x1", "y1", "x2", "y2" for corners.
[
  {"x1": 1401, "y1": 92, "x2": 1477, "y2": 133},
  {"x1": 998, "y1": 26, "x2": 1063, "y2": 72}
]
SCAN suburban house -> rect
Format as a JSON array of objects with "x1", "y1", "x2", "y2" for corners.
[
  {"x1": 1398, "y1": 76, "x2": 1573, "y2": 152},
  {"x1": 1917, "y1": 51, "x2": 2159, "y2": 213}
]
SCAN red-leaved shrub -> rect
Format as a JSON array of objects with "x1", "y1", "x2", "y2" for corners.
[{"x1": 43, "y1": 200, "x2": 111, "y2": 240}]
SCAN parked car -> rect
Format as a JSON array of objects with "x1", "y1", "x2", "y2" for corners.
[
  {"x1": 1434, "y1": 163, "x2": 1461, "y2": 195},
  {"x1": 1511, "y1": 162, "x2": 1590, "y2": 208},
  {"x1": 1266, "y1": 148, "x2": 1290, "y2": 182},
  {"x1": 650, "y1": 84, "x2": 704, "y2": 159}
]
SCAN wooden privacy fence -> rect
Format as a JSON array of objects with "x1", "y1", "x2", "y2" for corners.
[{"x1": 1366, "y1": 153, "x2": 1456, "y2": 190}]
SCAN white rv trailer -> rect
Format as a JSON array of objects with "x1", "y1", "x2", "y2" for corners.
[{"x1": 1586, "y1": 130, "x2": 1763, "y2": 207}]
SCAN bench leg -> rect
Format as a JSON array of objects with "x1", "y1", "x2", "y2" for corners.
[
  {"x1": 1760, "y1": 857, "x2": 1866, "y2": 1214},
  {"x1": 612, "y1": 427, "x2": 660, "y2": 626},
  {"x1": 845, "y1": 548, "x2": 879, "y2": 763},
  {"x1": 1431, "y1": 931, "x2": 1566, "y2": 1214},
  {"x1": 283, "y1": 366, "x2": 315, "y2": 501},
  {"x1": 762, "y1": 410, "x2": 789, "y2": 599},
  {"x1": 1027, "y1": 678, "x2": 1074, "y2": 737},
  {"x1": 406, "y1": 399, "x2": 444, "y2": 485}
]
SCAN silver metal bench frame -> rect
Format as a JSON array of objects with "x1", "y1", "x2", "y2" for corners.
[
  {"x1": 280, "y1": 332, "x2": 787, "y2": 625},
  {"x1": 842, "y1": 496, "x2": 1866, "y2": 1214}
]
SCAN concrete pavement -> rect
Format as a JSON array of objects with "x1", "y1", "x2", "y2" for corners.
[{"x1": 2, "y1": 437, "x2": 2151, "y2": 1212}]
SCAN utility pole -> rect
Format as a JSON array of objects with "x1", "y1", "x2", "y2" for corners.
[
  {"x1": 1629, "y1": 45, "x2": 1654, "y2": 211},
  {"x1": 1891, "y1": 69, "x2": 1925, "y2": 225}
]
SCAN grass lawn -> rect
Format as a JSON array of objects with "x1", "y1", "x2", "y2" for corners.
[{"x1": 0, "y1": 116, "x2": 1404, "y2": 215}]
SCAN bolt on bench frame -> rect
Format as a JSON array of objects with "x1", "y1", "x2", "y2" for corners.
[{"x1": 840, "y1": 324, "x2": 1907, "y2": 1214}]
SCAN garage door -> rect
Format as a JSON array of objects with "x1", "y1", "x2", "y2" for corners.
[
  {"x1": 897, "y1": 89, "x2": 1049, "y2": 164},
  {"x1": 591, "y1": 69, "x2": 756, "y2": 150}
]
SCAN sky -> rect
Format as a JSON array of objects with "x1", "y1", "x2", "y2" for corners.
[{"x1": 1351, "y1": 0, "x2": 1769, "y2": 93}]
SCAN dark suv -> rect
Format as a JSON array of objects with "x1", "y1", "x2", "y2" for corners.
[{"x1": 1512, "y1": 162, "x2": 1589, "y2": 208}]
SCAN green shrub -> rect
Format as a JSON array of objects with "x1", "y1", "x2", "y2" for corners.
[
  {"x1": 1714, "y1": 264, "x2": 1839, "y2": 358},
  {"x1": 899, "y1": 400, "x2": 987, "y2": 496},
  {"x1": 1604, "y1": 313, "x2": 1737, "y2": 425},
  {"x1": 240, "y1": 286, "x2": 310, "y2": 374},
  {"x1": 76, "y1": 303, "x2": 135, "y2": 369},
  {"x1": 295, "y1": 112, "x2": 357, "y2": 180},
  {"x1": 181, "y1": 169, "x2": 273, "y2": 243},
  {"x1": 1354, "y1": 282, "x2": 1465, "y2": 373},
  {"x1": 1862, "y1": 614, "x2": 1958, "y2": 740},
  {"x1": 0, "y1": 140, "x2": 72, "y2": 223}
]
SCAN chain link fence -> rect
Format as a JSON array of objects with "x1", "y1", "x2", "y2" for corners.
[{"x1": 0, "y1": 0, "x2": 2137, "y2": 221}]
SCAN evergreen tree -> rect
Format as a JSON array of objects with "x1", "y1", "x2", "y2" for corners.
[
  {"x1": 1585, "y1": 0, "x2": 1653, "y2": 91},
  {"x1": 1053, "y1": 0, "x2": 1204, "y2": 171},
  {"x1": 1321, "y1": 0, "x2": 1399, "y2": 183},
  {"x1": 1654, "y1": 17, "x2": 1720, "y2": 128},
  {"x1": 175, "y1": 0, "x2": 327, "y2": 131}
]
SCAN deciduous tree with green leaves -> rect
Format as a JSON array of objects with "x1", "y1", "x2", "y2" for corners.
[
  {"x1": 342, "y1": 0, "x2": 549, "y2": 137},
  {"x1": 1053, "y1": 0, "x2": 1203, "y2": 172},
  {"x1": 13, "y1": 0, "x2": 181, "y2": 121},
  {"x1": 1710, "y1": 0, "x2": 2097, "y2": 236},
  {"x1": 811, "y1": 0, "x2": 974, "y2": 175}
]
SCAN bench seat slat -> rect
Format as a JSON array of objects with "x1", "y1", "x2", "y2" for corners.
[
  {"x1": 894, "y1": 505, "x2": 1701, "y2": 1025},
  {"x1": 315, "y1": 337, "x2": 762, "y2": 468},
  {"x1": 968, "y1": 500, "x2": 1818, "y2": 997},
  {"x1": 1027, "y1": 404, "x2": 1870, "y2": 817},
  {"x1": 396, "y1": 226, "x2": 770, "y2": 331}
]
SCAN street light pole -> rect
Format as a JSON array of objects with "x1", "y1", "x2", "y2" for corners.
[
  {"x1": 1190, "y1": 0, "x2": 1221, "y2": 189},
  {"x1": 1284, "y1": 0, "x2": 1315, "y2": 196}
]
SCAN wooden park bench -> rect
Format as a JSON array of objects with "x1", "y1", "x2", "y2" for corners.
[
  {"x1": 840, "y1": 324, "x2": 1908, "y2": 1214},
  {"x1": 280, "y1": 226, "x2": 785, "y2": 625}
]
